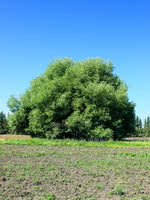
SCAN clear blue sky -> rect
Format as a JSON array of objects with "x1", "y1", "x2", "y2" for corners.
[{"x1": 0, "y1": 0, "x2": 150, "y2": 121}]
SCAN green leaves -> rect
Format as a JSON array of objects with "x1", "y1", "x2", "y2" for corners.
[
  {"x1": 7, "y1": 95, "x2": 21, "y2": 113},
  {"x1": 7, "y1": 57, "x2": 135, "y2": 140}
]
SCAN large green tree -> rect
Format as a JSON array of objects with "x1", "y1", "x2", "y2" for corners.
[{"x1": 7, "y1": 58, "x2": 135, "y2": 140}]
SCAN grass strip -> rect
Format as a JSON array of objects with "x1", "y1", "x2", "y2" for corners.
[{"x1": 1, "y1": 138, "x2": 150, "y2": 147}]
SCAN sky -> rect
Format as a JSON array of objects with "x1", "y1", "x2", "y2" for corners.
[{"x1": 0, "y1": 0, "x2": 150, "y2": 121}]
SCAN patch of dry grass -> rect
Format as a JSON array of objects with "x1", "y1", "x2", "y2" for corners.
[{"x1": 0, "y1": 134, "x2": 32, "y2": 140}]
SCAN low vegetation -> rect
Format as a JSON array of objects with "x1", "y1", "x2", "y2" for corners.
[
  {"x1": 0, "y1": 137, "x2": 150, "y2": 199},
  {"x1": 2, "y1": 135, "x2": 150, "y2": 147}
]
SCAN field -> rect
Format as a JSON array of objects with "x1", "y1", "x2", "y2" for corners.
[{"x1": 1, "y1": 136, "x2": 150, "y2": 200}]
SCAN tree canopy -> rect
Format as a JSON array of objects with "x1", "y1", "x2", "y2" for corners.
[{"x1": 7, "y1": 58, "x2": 135, "y2": 140}]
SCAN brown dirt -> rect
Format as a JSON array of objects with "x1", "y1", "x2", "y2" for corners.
[
  {"x1": 0, "y1": 145, "x2": 150, "y2": 200},
  {"x1": 0, "y1": 135, "x2": 32, "y2": 140}
]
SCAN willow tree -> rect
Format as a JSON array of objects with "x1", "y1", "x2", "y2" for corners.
[{"x1": 7, "y1": 58, "x2": 135, "y2": 140}]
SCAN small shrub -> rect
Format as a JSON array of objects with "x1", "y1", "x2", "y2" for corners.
[
  {"x1": 40, "y1": 193, "x2": 56, "y2": 200},
  {"x1": 96, "y1": 184, "x2": 104, "y2": 190},
  {"x1": 110, "y1": 184, "x2": 125, "y2": 196}
]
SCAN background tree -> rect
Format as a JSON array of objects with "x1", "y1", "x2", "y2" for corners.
[
  {"x1": 135, "y1": 116, "x2": 150, "y2": 137},
  {"x1": 143, "y1": 116, "x2": 150, "y2": 136},
  {"x1": 0, "y1": 112, "x2": 9, "y2": 134},
  {"x1": 135, "y1": 116, "x2": 143, "y2": 136},
  {"x1": 136, "y1": 116, "x2": 142, "y2": 129},
  {"x1": 7, "y1": 58, "x2": 135, "y2": 140},
  {"x1": 144, "y1": 116, "x2": 150, "y2": 129}
]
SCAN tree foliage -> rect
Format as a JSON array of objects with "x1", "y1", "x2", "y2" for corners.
[
  {"x1": 7, "y1": 58, "x2": 135, "y2": 140},
  {"x1": 143, "y1": 116, "x2": 150, "y2": 136},
  {"x1": 135, "y1": 116, "x2": 150, "y2": 137},
  {"x1": 0, "y1": 112, "x2": 9, "y2": 134},
  {"x1": 7, "y1": 95, "x2": 21, "y2": 113},
  {"x1": 135, "y1": 116, "x2": 143, "y2": 136}
]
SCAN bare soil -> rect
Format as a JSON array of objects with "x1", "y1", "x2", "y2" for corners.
[
  {"x1": 0, "y1": 145, "x2": 150, "y2": 200},
  {"x1": 0, "y1": 135, "x2": 32, "y2": 140}
]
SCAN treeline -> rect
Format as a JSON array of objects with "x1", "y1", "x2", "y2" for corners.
[
  {"x1": 135, "y1": 116, "x2": 150, "y2": 136},
  {"x1": 5, "y1": 58, "x2": 136, "y2": 140},
  {"x1": 0, "y1": 112, "x2": 9, "y2": 134}
]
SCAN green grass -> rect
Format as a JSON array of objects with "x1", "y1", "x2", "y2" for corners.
[{"x1": 1, "y1": 137, "x2": 150, "y2": 147}]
